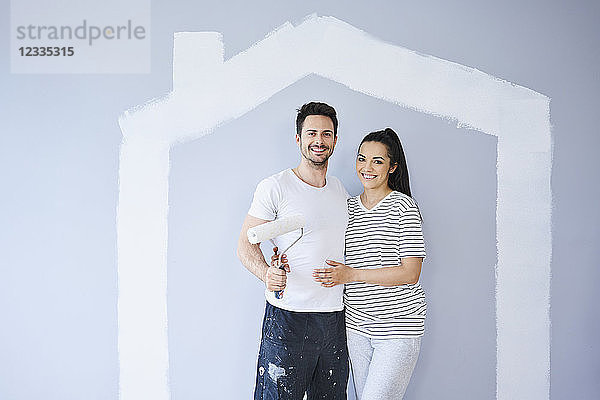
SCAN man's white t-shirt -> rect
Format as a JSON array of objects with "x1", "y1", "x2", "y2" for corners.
[{"x1": 248, "y1": 169, "x2": 349, "y2": 312}]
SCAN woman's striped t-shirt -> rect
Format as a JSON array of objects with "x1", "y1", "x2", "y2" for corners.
[{"x1": 344, "y1": 191, "x2": 427, "y2": 339}]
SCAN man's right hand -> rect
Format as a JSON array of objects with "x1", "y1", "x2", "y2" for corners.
[{"x1": 266, "y1": 247, "x2": 290, "y2": 292}]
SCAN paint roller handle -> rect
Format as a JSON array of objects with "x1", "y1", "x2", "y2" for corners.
[
  {"x1": 270, "y1": 247, "x2": 289, "y2": 299},
  {"x1": 273, "y1": 254, "x2": 284, "y2": 299}
]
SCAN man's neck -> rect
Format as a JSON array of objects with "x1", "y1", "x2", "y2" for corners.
[{"x1": 293, "y1": 161, "x2": 328, "y2": 188}]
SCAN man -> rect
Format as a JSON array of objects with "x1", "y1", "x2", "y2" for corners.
[{"x1": 237, "y1": 102, "x2": 349, "y2": 399}]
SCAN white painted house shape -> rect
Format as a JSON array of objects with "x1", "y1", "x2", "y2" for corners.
[{"x1": 118, "y1": 15, "x2": 551, "y2": 400}]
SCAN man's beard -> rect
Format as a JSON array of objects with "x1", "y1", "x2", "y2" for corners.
[{"x1": 301, "y1": 144, "x2": 331, "y2": 168}]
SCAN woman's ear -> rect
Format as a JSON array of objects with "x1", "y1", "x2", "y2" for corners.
[{"x1": 389, "y1": 163, "x2": 398, "y2": 174}]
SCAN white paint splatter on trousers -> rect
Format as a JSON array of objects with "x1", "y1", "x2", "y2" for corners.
[
  {"x1": 347, "y1": 331, "x2": 421, "y2": 400},
  {"x1": 268, "y1": 363, "x2": 286, "y2": 382}
]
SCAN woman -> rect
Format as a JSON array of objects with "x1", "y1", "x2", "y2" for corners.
[{"x1": 314, "y1": 128, "x2": 426, "y2": 399}]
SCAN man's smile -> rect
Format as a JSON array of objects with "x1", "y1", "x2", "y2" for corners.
[{"x1": 309, "y1": 145, "x2": 328, "y2": 155}]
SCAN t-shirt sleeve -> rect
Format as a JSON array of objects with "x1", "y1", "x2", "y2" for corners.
[
  {"x1": 248, "y1": 177, "x2": 279, "y2": 221},
  {"x1": 398, "y1": 203, "x2": 426, "y2": 259},
  {"x1": 341, "y1": 180, "x2": 350, "y2": 200},
  {"x1": 333, "y1": 176, "x2": 350, "y2": 200}
]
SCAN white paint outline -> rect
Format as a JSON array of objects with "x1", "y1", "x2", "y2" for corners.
[{"x1": 117, "y1": 15, "x2": 551, "y2": 400}]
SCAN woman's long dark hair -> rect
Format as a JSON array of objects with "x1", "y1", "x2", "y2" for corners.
[{"x1": 359, "y1": 128, "x2": 412, "y2": 197}]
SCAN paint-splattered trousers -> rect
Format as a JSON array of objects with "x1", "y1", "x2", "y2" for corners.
[{"x1": 254, "y1": 301, "x2": 349, "y2": 400}]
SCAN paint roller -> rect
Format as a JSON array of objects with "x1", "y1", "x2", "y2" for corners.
[{"x1": 247, "y1": 215, "x2": 305, "y2": 299}]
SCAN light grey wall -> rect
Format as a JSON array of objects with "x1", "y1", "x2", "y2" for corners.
[{"x1": 1, "y1": 1, "x2": 598, "y2": 399}]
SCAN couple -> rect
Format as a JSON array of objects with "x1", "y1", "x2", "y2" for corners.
[{"x1": 237, "y1": 102, "x2": 426, "y2": 400}]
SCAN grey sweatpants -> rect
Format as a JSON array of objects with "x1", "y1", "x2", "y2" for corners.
[{"x1": 347, "y1": 331, "x2": 421, "y2": 400}]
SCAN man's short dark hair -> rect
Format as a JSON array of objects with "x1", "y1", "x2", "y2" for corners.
[{"x1": 296, "y1": 102, "x2": 338, "y2": 137}]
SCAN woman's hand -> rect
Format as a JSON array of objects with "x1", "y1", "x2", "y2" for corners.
[{"x1": 313, "y1": 260, "x2": 355, "y2": 287}]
